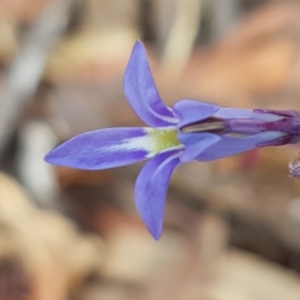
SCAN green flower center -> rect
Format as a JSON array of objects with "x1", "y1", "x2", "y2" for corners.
[{"x1": 151, "y1": 128, "x2": 182, "y2": 153}]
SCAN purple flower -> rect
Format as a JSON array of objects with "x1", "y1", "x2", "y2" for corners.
[{"x1": 45, "y1": 40, "x2": 300, "y2": 239}]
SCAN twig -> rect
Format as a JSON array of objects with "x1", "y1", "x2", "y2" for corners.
[
  {"x1": 162, "y1": 0, "x2": 202, "y2": 75},
  {"x1": 0, "y1": 0, "x2": 71, "y2": 155}
]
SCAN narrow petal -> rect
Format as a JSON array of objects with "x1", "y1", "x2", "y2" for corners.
[
  {"x1": 173, "y1": 100, "x2": 219, "y2": 129},
  {"x1": 254, "y1": 108, "x2": 300, "y2": 118},
  {"x1": 44, "y1": 127, "x2": 157, "y2": 170},
  {"x1": 124, "y1": 41, "x2": 178, "y2": 127},
  {"x1": 214, "y1": 108, "x2": 257, "y2": 119},
  {"x1": 177, "y1": 132, "x2": 220, "y2": 162},
  {"x1": 135, "y1": 149, "x2": 181, "y2": 239},
  {"x1": 215, "y1": 108, "x2": 282, "y2": 121},
  {"x1": 196, "y1": 131, "x2": 287, "y2": 161}
]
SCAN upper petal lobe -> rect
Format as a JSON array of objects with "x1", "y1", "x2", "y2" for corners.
[
  {"x1": 173, "y1": 100, "x2": 219, "y2": 129},
  {"x1": 124, "y1": 41, "x2": 178, "y2": 127}
]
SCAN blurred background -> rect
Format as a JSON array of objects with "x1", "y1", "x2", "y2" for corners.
[{"x1": 1, "y1": 0, "x2": 300, "y2": 299}]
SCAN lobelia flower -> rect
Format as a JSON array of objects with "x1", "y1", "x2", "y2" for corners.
[{"x1": 45, "y1": 40, "x2": 300, "y2": 239}]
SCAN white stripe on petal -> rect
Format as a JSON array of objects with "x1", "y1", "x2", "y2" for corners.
[{"x1": 108, "y1": 128, "x2": 158, "y2": 158}]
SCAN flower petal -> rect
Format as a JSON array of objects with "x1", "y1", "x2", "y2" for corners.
[
  {"x1": 44, "y1": 127, "x2": 157, "y2": 170},
  {"x1": 135, "y1": 148, "x2": 181, "y2": 239},
  {"x1": 214, "y1": 108, "x2": 257, "y2": 119},
  {"x1": 215, "y1": 108, "x2": 282, "y2": 121},
  {"x1": 178, "y1": 132, "x2": 220, "y2": 162},
  {"x1": 196, "y1": 131, "x2": 287, "y2": 161},
  {"x1": 254, "y1": 108, "x2": 300, "y2": 118},
  {"x1": 124, "y1": 41, "x2": 178, "y2": 127},
  {"x1": 173, "y1": 100, "x2": 219, "y2": 129}
]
